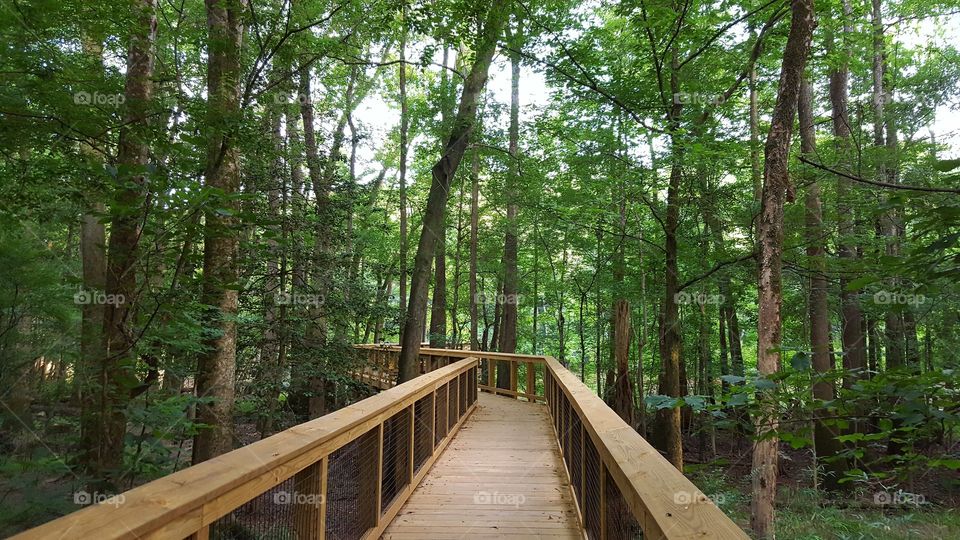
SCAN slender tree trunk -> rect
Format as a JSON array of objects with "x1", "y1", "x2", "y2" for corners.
[
  {"x1": 96, "y1": 0, "x2": 158, "y2": 481},
  {"x1": 397, "y1": 1, "x2": 509, "y2": 381},
  {"x1": 830, "y1": 0, "x2": 867, "y2": 390},
  {"x1": 469, "y1": 147, "x2": 480, "y2": 351},
  {"x1": 661, "y1": 52, "x2": 685, "y2": 470},
  {"x1": 399, "y1": 12, "x2": 409, "y2": 332},
  {"x1": 194, "y1": 0, "x2": 245, "y2": 463},
  {"x1": 429, "y1": 220, "x2": 447, "y2": 348},
  {"x1": 799, "y1": 75, "x2": 846, "y2": 490},
  {"x1": 612, "y1": 299, "x2": 634, "y2": 424},
  {"x1": 751, "y1": 0, "x2": 814, "y2": 535},
  {"x1": 500, "y1": 21, "x2": 522, "y2": 356}
]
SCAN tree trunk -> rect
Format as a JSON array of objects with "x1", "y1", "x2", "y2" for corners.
[
  {"x1": 397, "y1": 1, "x2": 509, "y2": 382},
  {"x1": 95, "y1": 0, "x2": 158, "y2": 482},
  {"x1": 612, "y1": 299, "x2": 634, "y2": 425},
  {"x1": 429, "y1": 220, "x2": 447, "y2": 348},
  {"x1": 194, "y1": 0, "x2": 245, "y2": 463},
  {"x1": 830, "y1": 0, "x2": 867, "y2": 390},
  {"x1": 500, "y1": 21, "x2": 522, "y2": 356},
  {"x1": 399, "y1": 13, "x2": 410, "y2": 334},
  {"x1": 799, "y1": 75, "x2": 846, "y2": 490},
  {"x1": 751, "y1": 0, "x2": 814, "y2": 535},
  {"x1": 469, "y1": 147, "x2": 480, "y2": 351}
]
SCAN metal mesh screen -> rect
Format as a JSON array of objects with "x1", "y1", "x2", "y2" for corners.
[
  {"x1": 570, "y1": 411, "x2": 583, "y2": 506},
  {"x1": 435, "y1": 384, "x2": 448, "y2": 444},
  {"x1": 606, "y1": 467, "x2": 643, "y2": 539},
  {"x1": 584, "y1": 434, "x2": 602, "y2": 540},
  {"x1": 447, "y1": 380, "x2": 457, "y2": 430},
  {"x1": 208, "y1": 476, "x2": 296, "y2": 539},
  {"x1": 467, "y1": 367, "x2": 475, "y2": 404},
  {"x1": 325, "y1": 427, "x2": 379, "y2": 539},
  {"x1": 380, "y1": 407, "x2": 411, "y2": 514},
  {"x1": 459, "y1": 372, "x2": 468, "y2": 414},
  {"x1": 413, "y1": 393, "x2": 434, "y2": 473}
]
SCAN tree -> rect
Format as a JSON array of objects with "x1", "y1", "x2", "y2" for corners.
[
  {"x1": 397, "y1": 1, "x2": 509, "y2": 382},
  {"x1": 194, "y1": 0, "x2": 245, "y2": 463},
  {"x1": 752, "y1": 0, "x2": 815, "y2": 535}
]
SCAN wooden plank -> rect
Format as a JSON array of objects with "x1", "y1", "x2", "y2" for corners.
[{"x1": 383, "y1": 393, "x2": 581, "y2": 539}]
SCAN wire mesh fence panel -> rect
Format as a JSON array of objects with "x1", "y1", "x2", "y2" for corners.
[
  {"x1": 208, "y1": 476, "x2": 296, "y2": 539},
  {"x1": 381, "y1": 407, "x2": 412, "y2": 514},
  {"x1": 413, "y1": 393, "x2": 434, "y2": 473},
  {"x1": 325, "y1": 427, "x2": 379, "y2": 539},
  {"x1": 570, "y1": 411, "x2": 583, "y2": 505},
  {"x1": 459, "y1": 372, "x2": 468, "y2": 415},
  {"x1": 584, "y1": 435, "x2": 602, "y2": 540},
  {"x1": 605, "y1": 467, "x2": 643, "y2": 539},
  {"x1": 447, "y1": 379, "x2": 457, "y2": 430},
  {"x1": 564, "y1": 397, "x2": 573, "y2": 454},
  {"x1": 435, "y1": 384, "x2": 448, "y2": 445}
]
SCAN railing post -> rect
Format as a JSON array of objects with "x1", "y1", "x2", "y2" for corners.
[
  {"x1": 375, "y1": 422, "x2": 384, "y2": 527},
  {"x1": 510, "y1": 361, "x2": 518, "y2": 399},
  {"x1": 486, "y1": 358, "x2": 494, "y2": 389}
]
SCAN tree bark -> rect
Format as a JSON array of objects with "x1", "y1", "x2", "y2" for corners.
[
  {"x1": 469, "y1": 147, "x2": 480, "y2": 351},
  {"x1": 194, "y1": 0, "x2": 245, "y2": 463},
  {"x1": 95, "y1": 0, "x2": 158, "y2": 481},
  {"x1": 751, "y1": 0, "x2": 814, "y2": 536},
  {"x1": 799, "y1": 75, "x2": 846, "y2": 490},
  {"x1": 829, "y1": 0, "x2": 867, "y2": 390},
  {"x1": 500, "y1": 21, "x2": 522, "y2": 356},
  {"x1": 612, "y1": 299, "x2": 634, "y2": 425},
  {"x1": 397, "y1": 1, "x2": 509, "y2": 382}
]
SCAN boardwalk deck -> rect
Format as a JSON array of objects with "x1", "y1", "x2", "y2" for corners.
[{"x1": 382, "y1": 392, "x2": 581, "y2": 539}]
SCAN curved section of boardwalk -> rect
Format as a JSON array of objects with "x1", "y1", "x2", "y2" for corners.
[{"x1": 383, "y1": 393, "x2": 581, "y2": 539}]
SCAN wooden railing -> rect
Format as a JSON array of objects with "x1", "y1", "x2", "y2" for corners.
[
  {"x1": 354, "y1": 344, "x2": 545, "y2": 401},
  {"x1": 14, "y1": 358, "x2": 479, "y2": 540},
  {"x1": 542, "y1": 355, "x2": 749, "y2": 539},
  {"x1": 353, "y1": 345, "x2": 748, "y2": 539}
]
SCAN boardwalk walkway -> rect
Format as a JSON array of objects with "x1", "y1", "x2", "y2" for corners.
[{"x1": 383, "y1": 393, "x2": 581, "y2": 539}]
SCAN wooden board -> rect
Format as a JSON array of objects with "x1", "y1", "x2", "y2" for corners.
[{"x1": 382, "y1": 393, "x2": 582, "y2": 539}]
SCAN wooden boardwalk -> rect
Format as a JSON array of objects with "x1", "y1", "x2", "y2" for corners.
[{"x1": 382, "y1": 392, "x2": 582, "y2": 539}]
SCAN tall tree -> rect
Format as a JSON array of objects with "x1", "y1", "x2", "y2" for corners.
[
  {"x1": 194, "y1": 0, "x2": 245, "y2": 463},
  {"x1": 397, "y1": 1, "x2": 509, "y2": 381},
  {"x1": 96, "y1": 0, "x2": 158, "y2": 481},
  {"x1": 798, "y1": 75, "x2": 846, "y2": 490},
  {"x1": 752, "y1": 0, "x2": 815, "y2": 535}
]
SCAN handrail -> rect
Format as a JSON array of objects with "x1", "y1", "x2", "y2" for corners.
[
  {"x1": 352, "y1": 345, "x2": 748, "y2": 539},
  {"x1": 15, "y1": 358, "x2": 480, "y2": 540},
  {"x1": 542, "y1": 355, "x2": 749, "y2": 539},
  {"x1": 354, "y1": 344, "x2": 545, "y2": 401}
]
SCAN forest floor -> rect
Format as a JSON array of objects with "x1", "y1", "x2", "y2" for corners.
[{"x1": 685, "y1": 433, "x2": 960, "y2": 539}]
